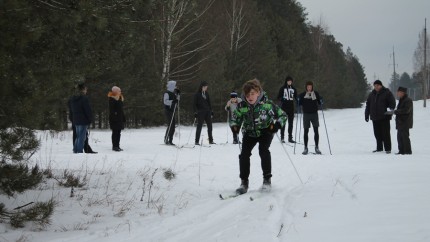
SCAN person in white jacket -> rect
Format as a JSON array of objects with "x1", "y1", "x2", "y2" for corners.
[{"x1": 163, "y1": 80, "x2": 180, "y2": 145}]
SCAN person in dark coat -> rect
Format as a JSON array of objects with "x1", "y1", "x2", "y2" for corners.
[
  {"x1": 365, "y1": 80, "x2": 396, "y2": 153},
  {"x1": 108, "y1": 86, "x2": 126, "y2": 151},
  {"x1": 277, "y1": 75, "x2": 297, "y2": 143},
  {"x1": 193, "y1": 81, "x2": 215, "y2": 145},
  {"x1": 70, "y1": 83, "x2": 93, "y2": 153},
  {"x1": 68, "y1": 97, "x2": 97, "y2": 154},
  {"x1": 298, "y1": 81, "x2": 322, "y2": 155},
  {"x1": 163, "y1": 80, "x2": 180, "y2": 145},
  {"x1": 386, "y1": 86, "x2": 413, "y2": 155}
]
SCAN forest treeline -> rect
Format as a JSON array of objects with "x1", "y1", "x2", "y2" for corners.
[{"x1": 0, "y1": 0, "x2": 369, "y2": 130}]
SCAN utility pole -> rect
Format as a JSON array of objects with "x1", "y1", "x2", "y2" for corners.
[
  {"x1": 424, "y1": 18, "x2": 427, "y2": 107},
  {"x1": 390, "y1": 46, "x2": 397, "y2": 91}
]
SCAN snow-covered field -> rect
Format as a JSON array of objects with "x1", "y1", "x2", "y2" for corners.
[{"x1": 1, "y1": 101, "x2": 430, "y2": 242}]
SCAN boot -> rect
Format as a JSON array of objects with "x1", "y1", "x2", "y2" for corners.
[
  {"x1": 315, "y1": 146, "x2": 321, "y2": 155},
  {"x1": 261, "y1": 177, "x2": 271, "y2": 191},
  {"x1": 302, "y1": 147, "x2": 308, "y2": 155},
  {"x1": 288, "y1": 136, "x2": 296, "y2": 143},
  {"x1": 236, "y1": 180, "x2": 249, "y2": 195}
]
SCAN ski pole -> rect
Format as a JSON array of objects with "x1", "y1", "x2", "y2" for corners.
[
  {"x1": 276, "y1": 133, "x2": 303, "y2": 185},
  {"x1": 226, "y1": 111, "x2": 229, "y2": 144},
  {"x1": 186, "y1": 118, "x2": 196, "y2": 145},
  {"x1": 294, "y1": 103, "x2": 299, "y2": 154},
  {"x1": 165, "y1": 103, "x2": 178, "y2": 144},
  {"x1": 320, "y1": 102, "x2": 332, "y2": 155},
  {"x1": 177, "y1": 99, "x2": 181, "y2": 146},
  {"x1": 298, "y1": 106, "x2": 302, "y2": 143}
]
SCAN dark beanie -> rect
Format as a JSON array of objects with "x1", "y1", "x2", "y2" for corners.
[
  {"x1": 285, "y1": 76, "x2": 293, "y2": 82},
  {"x1": 230, "y1": 91, "x2": 238, "y2": 98},
  {"x1": 397, "y1": 86, "x2": 407, "y2": 93},
  {"x1": 201, "y1": 81, "x2": 208, "y2": 86},
  {"x1": 373, "y1": 80, "x2": 383, "y2": 86}
]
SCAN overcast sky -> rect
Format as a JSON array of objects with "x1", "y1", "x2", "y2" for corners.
[{"x1": 298, "y1": 0, "x2": 430, "y2": 86}]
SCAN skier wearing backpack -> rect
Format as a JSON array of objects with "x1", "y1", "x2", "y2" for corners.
[{"x1": 230, "y1": 79, "x2": 287, "y2": 195}]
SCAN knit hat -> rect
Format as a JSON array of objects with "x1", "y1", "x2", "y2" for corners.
[
  {"x1": 373, "y1": 80, "x2": 383, "y2": 86},
  {"x1": 230, "y1": 91, "x2": 238, "y2": 98},
  {"x1": 285, "y1": 76, "x2": 294, "y2": 82},
  {"x1": 112, "y1": 86, "x2": 121, "y2": 93},
  {"x1": 397, "y1": 86, "x2": 407, "y2": 93},
  {"x1": 201, "y1": 81, "x2": 208, "y2": 86}
]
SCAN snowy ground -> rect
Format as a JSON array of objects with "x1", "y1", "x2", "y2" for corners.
[{"x1": 1, "y1": 101, "x2": 430, "y2": 242}]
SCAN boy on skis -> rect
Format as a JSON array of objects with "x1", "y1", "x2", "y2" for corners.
[
  {"x1": 225, "y1": 91, "x2": 242, "y2": 144},
  {"x1": 230, "y1": 79, "x2": 287, "y2": 195}
]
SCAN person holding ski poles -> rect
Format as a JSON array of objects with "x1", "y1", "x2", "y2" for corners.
[
  {"x1": 163, "y1": 80, "x2": 180, "y2": 146},
  {"x1": 277, "y1": 75, "x2": 298, "y2": 143},
  {"x1": 230, "y1": 79, "x2": 287, "y2": 195},
  {"x1": 298, "y1": 81, "x2": 322, "y2": 155},
  {"x1": 225, "y1": 91, "x2": 242, "y2": 144}
]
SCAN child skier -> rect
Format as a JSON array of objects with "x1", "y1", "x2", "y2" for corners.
[
  {"x1": 230, "y1": 79, "x2": 287, "y2": 194},
  {"x1": 225, "y1": 91, "x2": 242, "y2": 144}
]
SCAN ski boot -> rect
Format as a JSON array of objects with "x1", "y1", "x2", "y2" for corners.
[
  {"x1": 302, "y1": 147, "x2": 308, "y2": 155},
  {"x1": 315, "y1": 146, "x2": 322, "y2": 154},
  {"x1": 261, "y1": 177, "x2": 271, "y2": 192},
  {"x1": 236, "y1": 180, "x2": 249, "y2": 195},
  {"x1": 288, "y1": 136, "x2": 296, "y2": 143},
  {"x1": 281, "y1": 138, "x2": 285, "y2": 143}
]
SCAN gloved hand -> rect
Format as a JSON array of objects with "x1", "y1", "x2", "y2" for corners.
[
  {"x1": 268, "y1": 122, "x2": 282, "y2": 133},
  {"x1": 365, "y1": 116, "x2": 369, "y2": 122},
  {"x1": 172, "y1": 99, "x2": 178, "y2": 105},
  {"x1": 231, "y1": 126, "x2": 240, "y2": 134},
  {"x1": 194, "y1": 112, "x2": 198, "y2": 118},
  {"x1": 384, "y1": 110, "x2": 395, "y2": 115},
  {"x1": 211, "y1": 111, "x2": 214, "y2": 119},
  {"x1": 319, "y1": 98, "x2": 324, "y2": 105}
]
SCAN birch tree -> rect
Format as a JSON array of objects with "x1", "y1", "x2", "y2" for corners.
[
  {"x1": 159, "y1": 0, "x2": 215, "y2": 85},
  {"x1": 225, "y1": 0, "x2": 250, "y2": 81}
]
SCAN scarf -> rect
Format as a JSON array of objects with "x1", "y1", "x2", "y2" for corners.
[{"x1": 304, "y1": 91, "x2": 317, "y2": 100}]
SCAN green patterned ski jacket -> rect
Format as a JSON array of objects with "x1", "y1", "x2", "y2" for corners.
[{"x1": 230, "y1": 92, "x2": 287, "y2": 137}]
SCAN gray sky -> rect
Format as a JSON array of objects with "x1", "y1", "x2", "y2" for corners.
[{"x1": 298, "y1": 0, "x2": 430, "y2": 86}]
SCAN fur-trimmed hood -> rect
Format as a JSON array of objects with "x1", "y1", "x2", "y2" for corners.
[{"x1": 108, "y1": 92, "x2": 124, "y2": 101}]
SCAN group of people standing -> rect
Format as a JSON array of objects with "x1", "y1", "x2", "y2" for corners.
[
  {"x1": 68, "y1": 83, "x2": 126, "y2": 153},
  {"x1": 68, "y1": 77, "x2": 413, "y2": 195},
  {"x1": 365, "y1": 80, "x2": 413, "y2": 155}
]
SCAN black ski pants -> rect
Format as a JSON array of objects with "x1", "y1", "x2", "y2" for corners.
[
  {"x1": 195, "y1": 111, "x2": 213, "y2": 143},
  {"x1": 372, "y1": 119, "x2": 391, "y2": 151},
  {"x1": 239, "y1": 131, "x2": 274, "y2": 181},
  {"x1": 397, "y1": 128, "x2": 412, "y2": 154},
  {"x1": 164, "y1": 109, "x2": 176, "y2": 143},
  {"x1": 280, "y1": 112, "x2": 294, "y2": 139},
  {"x1": 111, "y1": 129, "x2": 122, "y2": 149}
]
